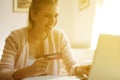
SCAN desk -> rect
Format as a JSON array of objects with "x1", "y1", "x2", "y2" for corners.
[{"x1": 22, "y1": 75, "x2": 87, "y2": 80}]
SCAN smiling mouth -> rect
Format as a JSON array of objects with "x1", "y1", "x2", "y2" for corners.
[{"x1": 45, "y1": 25, "x2": 54, "y2": 30}]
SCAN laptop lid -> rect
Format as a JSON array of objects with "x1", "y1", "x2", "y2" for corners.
[{"x1": 88, "y1": 34, "x2": 120, "y2": 80}]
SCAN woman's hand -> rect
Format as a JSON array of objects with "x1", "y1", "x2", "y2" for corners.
[
  {"x1": 75, "y1": 64, "x2": 91, "y2": 78},
  {"x1": 13, "y1": 55, "x2": 62, "y2": 80},
  {"x1": 27, "y1": 53, "x2": 62, "y2": 76},
  {"x1": 12, "y1": 57, "x2": 51, "y2": 80},
  {"x1": 27, "y1": 57, "x2": 50, "y2": 76}
]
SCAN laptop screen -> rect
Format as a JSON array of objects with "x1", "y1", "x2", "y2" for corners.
[{"x1": 88, "y1": 34, "x2": 120, "y2": 80}]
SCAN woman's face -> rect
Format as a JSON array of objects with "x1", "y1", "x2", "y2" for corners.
[{"x1": 31, "y1": 4, "x2": 59, "y2": 32}]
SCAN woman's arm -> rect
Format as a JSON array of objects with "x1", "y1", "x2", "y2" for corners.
[
  {"x1": 60, "y1": 31, "x2": 91, "y2": 76},
  {"x1": 59, "y1": 31, "x2": 77, "y2": 75},
  {"x1": 0, "y1": 31, "x2": 19, "y2": 80}
]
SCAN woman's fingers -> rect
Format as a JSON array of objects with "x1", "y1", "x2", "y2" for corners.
[
  {"x1": 30, "y1": 55, "x2": 62, "y2": 76},
  {"x1": 76, "y1": 64, "x2": 91, "y2": 77},
  {"x1": 82, "y1": 65, "x2": 91, "y2": 75},
  {"x1": 44, "y1": 53, "x2": 62, "y2": 60},
  {"x1": 34, "y1": 58, "x2": 50, "y2": 69},
  {"x1": 86, "y1": 65, "x2": 91, "y2": 71}
]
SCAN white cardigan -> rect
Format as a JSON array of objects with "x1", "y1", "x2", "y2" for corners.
[{"x1": 0, "y1": 27, "x2": 76, "y2": 80}]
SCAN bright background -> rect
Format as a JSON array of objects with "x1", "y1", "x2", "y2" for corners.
[{"x1": 1, "y1": 0, "x2": 120, "y2": 59}]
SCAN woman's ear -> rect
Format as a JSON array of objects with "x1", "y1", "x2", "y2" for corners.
[{"x1": 30, "y1": 11, "x2": 36, "y2": 22}]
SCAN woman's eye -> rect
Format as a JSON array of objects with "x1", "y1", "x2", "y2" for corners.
[
  {"x1": 44, "y1": 14, "x2": 58, "y2": 19},
  {"x1": 44, "y1": 15, "x2": 51, "y2": 18}
]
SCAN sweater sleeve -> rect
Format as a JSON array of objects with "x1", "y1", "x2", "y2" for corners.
[
  {"x1": 0, "y1": 31, "x2": 18, "y2": 80},
  {"x1": 60, "y1": 31, "x2": 77, "y2": 75}
]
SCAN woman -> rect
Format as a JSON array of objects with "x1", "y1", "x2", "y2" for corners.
[{"x1": 0, "y1": 0, "x2": 90, "y2": 80}]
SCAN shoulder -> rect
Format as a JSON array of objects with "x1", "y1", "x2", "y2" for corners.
[
  {"x1": 52, "y1": 28, "x2": 66, "y2": 36},
  {"x1": 10, "y1": 27, "x2": 28, "y2": 36},
  {"x1": 51, "y1": 28, "x2": 69, "y2": 41},
  {"x1": 8, "y1": 27, "x2": 28, "y2": 39},
  {"x1": 6, "y1": 27, "x2": 28, "y2": 43}
]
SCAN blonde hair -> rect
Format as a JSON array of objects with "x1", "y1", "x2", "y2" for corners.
[{"x1": 28, "y1": 0, "x2": 58, "y2": 27}]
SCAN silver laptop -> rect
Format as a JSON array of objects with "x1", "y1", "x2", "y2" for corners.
[{"x1": 88, "y1": 34, "x2": 120, "y2": 80}]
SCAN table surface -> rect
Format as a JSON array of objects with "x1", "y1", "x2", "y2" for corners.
[{"x1": 22, "y1": 75, "x2": 87, "y2": 80}]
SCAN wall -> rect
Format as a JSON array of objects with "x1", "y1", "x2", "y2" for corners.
[
  {"x1": 58, "y1": 0, "x2": 96, "y2": 48},
  {"x1": 0, "y1": 0, "x2": 28, "y2": 59},
  {"x1": 0, "y1": 0, "x2": 96, "y2": 59},
  {"x1": 72, "y1": 0, "x2": 96, "y2": 48},
  {"x1": 91, "y1": 0, "x2": 120, "y2": 49}
]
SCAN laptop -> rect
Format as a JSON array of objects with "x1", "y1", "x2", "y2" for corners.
[{"x1": 88, "y1": 34, "x2": 120, "y2": 80}]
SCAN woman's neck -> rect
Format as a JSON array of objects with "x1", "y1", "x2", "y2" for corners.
[{"x1": 28, "y1": 27, "x2": 49, "y2": 41}]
